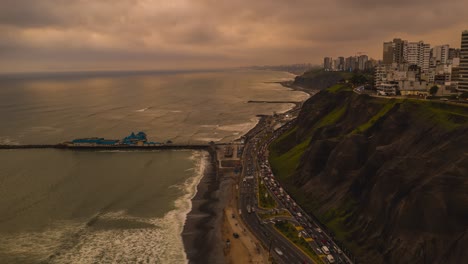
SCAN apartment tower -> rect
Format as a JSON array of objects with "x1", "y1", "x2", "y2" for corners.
[{"x1": 459, "y1": 30, "x2": 468, "y2": 91}]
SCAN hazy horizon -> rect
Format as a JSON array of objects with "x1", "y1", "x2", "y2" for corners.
[{"x1": 1, "y1": 0, "x2": 467, "y2": 72}]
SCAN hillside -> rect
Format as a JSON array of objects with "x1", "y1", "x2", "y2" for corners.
[
  {"x1": 293, "y1": 69, "x2": 353, "y2": 90},
  {"x1": 269, "y1": 85, "x2": 468, "y2": 263}
]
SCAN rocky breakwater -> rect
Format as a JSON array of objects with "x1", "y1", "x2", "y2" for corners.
[{"x1": 268, "y1": 85, "x2": 468, "y2": 263}]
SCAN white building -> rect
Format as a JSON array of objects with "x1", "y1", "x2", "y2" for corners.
[{"x1": 432, "y1": 45, "x2": 450, "y2": 65}]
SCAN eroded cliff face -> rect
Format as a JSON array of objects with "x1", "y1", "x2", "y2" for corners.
[{"x1": 270, "y1": 90, "x2": 468, "y2": 264}]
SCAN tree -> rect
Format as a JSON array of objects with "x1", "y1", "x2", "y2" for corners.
[
  {"x1": 459, "y1": 92, "x2": 468, "y2": 99},
  {"x1": 429, "y1": 85, "x2": 439, "y2": 96},
  {"x1": 350, "y1": 74, "x2": 367, "y2": 86}
]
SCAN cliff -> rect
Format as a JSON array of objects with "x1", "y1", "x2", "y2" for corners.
[
  {"x1": 293, "y1": 69, "x2": 351, "y2": 90},
  {"x1": 269, "y1": 85, "x2": 468, "y2": 263}
]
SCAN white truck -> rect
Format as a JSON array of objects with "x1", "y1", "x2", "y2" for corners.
[
  {"x1": 322, "y1": 246, "x2": 330, "y2": 254},
  {"x1": 326, "y1": 254, "x2": 335, "y2": 263}
]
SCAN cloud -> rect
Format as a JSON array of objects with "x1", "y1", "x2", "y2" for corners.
[{"x1": 0, "y1": 0, "x2": 467, "y2": 72}]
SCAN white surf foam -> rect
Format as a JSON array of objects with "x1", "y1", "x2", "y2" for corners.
[
  {"x1": 193, "y1": 137, "x2": 224, "y2": 142},
  {"x1": 0, "y1": 136, "x2": 20, "y2": 145},
  {"x1": 217, "y1": 118, "x2": 259, "y2": 134},
  {"x1": 0, "y1": 151, "x2": 208, "y2": 264},
  {"x1": 135, "y1": 107, "x2": 149, "y2": 112}
]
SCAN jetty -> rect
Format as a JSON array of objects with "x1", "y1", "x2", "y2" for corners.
[
  {"x1": 0, "y1": 144, "x2": 210, "y2": 150},
  {"x1": 0, "y1": 131, "x2": 213, "y2": 150}
]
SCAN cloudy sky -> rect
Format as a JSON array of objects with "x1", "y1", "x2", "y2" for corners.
[{"x1": 1, "y1": 0, "x2": 467, "y2": 72}]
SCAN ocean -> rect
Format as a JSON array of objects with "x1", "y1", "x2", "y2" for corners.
[{"x1": 0, "y1": 70, "x2": 308, "y2": 263}]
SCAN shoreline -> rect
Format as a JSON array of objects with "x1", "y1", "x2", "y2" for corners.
[
  {"x1": 181, "y1": 146, "x2": 227, "y2": 263},
  {"x1": 182, "y1": 77, "x2": 316, "y2": 263}
]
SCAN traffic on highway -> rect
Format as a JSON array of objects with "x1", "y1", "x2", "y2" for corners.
[{"x1": 237, "y1": 114, "x2": 354, "y2": 264}]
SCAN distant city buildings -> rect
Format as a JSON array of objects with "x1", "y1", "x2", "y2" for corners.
[
  {"x1": 371, "y1": 32, "x2": 466, "y2": 96},
  {"x1": 323, "y1": 54, "x2": 375, "y2": 72},
  {"x1": 321, "y1": 30, "x2": 467, "y2": 97}
]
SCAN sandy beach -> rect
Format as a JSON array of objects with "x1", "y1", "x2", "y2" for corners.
[
  {"x1": 182, "y1": 80, "x2": 315, "y2": 264},
  {"x1": 181, "y1": 148, "x2": 227, "y2": 263}
]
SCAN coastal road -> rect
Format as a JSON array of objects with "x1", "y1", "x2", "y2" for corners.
[
  {"x1": 238, "y1": 121, "x2": 314, "y2": 264},
  {"x1": 237, "y1": 105, "x2": 355, "y2": 264}
]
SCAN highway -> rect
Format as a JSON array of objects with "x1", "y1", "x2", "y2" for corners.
[
  {"x1": 238, "y1": 130, "x2": 312, "y2": 264},
  {"x1": 237, "y1": 112, "x2": 354, "y2": 264}
]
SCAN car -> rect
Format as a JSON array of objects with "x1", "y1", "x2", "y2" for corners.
[
  {"x1": 274, "y1": 247, "x2": 283, "y2": 256},
  {"x1": 334, "y1": 246, "x2": 342, "y2": 254}
]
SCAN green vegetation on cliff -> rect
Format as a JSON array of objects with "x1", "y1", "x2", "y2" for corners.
[
  {"x1": 326, "y1": 83, "x2": 352, "y2": 93},
  {"x1": 315, "y1": 104, "x2": 347, "y2": 128},
  {"x1": 269, "y1": 135, "x2": 311, "y2": 181},
  {"x1": 352, "y1": 100, "x2": 400, "y2": 134},
  {"x1": 268, "y1": 86, "x2": 468, "y2": 264},
  {"x1": 411, "y1": 100, "x2": 468, "y2": 130}
]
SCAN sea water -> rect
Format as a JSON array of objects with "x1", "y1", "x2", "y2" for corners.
[{"x1": 0, "y1": 70, "x2": 308, "y2": 263}]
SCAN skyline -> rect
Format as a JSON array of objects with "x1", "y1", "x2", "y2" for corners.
[{"x1": 1, "y1": 0, "x2": 467, "y2": 72}]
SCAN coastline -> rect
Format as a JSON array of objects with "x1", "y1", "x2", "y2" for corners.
[
  {"x1": 181, "y1": 146, "x2": 227, "y2": 263},
  {"x1": 182, "y1": 77, "x2": 316, "y2": 264}
]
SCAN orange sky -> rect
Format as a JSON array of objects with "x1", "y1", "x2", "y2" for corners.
[{"x1": 1, "y1": 0, "x2": 467, "y2": 72}]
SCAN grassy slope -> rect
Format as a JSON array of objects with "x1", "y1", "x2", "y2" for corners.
[
  {"x1": 301, "y1": 68, "x2": 353, "y2": 80},
  {"x1": 269, "y1": 134, "x2": 311, "y2": 182},
  {"x1": 326, "y1": 83, "x2": 352, "y2": 93},
  {"x1": 268, "y1": 90, "x2": 468, "y2": 259},
  {"x1": 352, "y1": 99, "x2": 400, "y2": 134}
]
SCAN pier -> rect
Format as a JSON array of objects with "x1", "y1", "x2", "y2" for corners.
[{"x1": 0, "y1": 144, "x2": 211, "y2": 150}]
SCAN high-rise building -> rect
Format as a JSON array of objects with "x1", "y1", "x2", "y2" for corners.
[
  {"x1": 418, "y1": 42, "x2": 431, "y2": 73},
  {"x1": 432, "y1": 45, "x2": 450, "y2": 64},
  {"x1": 324, "y1": 57, "x2": 333, "y2": 71},
  {"x1": 393, "y1": 38, "x2": 408, "y2": 64},
  {"x1": 338, "y1": 57, "x2": 345, "y2": 71},
  {"x1": 383, "y1": 42, "x2": 394, "y2": 64},
  {"x1": 459, "y1": 30, "x2": 468, "y2": 91},
  {"x1": 345, "y1": 56, "x2": 357, "y2": 72},
  {"x1": 407, "y1": 42, "x2": 419, "y2": 66},
  {"x1": 383, "y1": 38, "x2": 429, "y2": 72},
  {"x1": 358, "y1": 55, "x2": 368, "y2": 71},
  {"x1": 406, "y1": 41, "x2": 430, "y2": 72}
]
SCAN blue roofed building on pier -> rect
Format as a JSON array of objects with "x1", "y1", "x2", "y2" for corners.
[
  {"x1": 122, "y1": 131, "x2": 147, "y2": 145},
  {"x1": 69, "y1": 131, "x2": 156, "y2": 146}
]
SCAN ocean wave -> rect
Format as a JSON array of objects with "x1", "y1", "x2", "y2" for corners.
[
  {"x1": 0, "y1": 151, "x2": 209, "y2": 264},
  {"x1": 217, "y1": 119, "x2": 259, "y2": 133},
  {"x1": 0, "y1": 137, "x2": 20, "y2": 145},
  {"x1": 135, "y1": 107, "x2": 150, "y2": 112}
]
